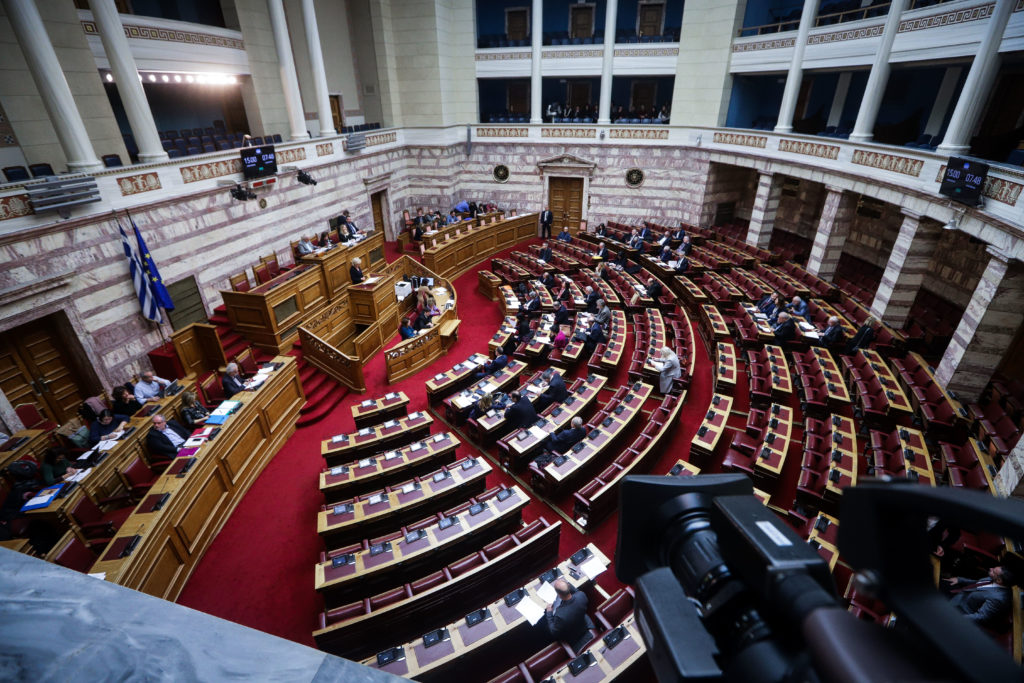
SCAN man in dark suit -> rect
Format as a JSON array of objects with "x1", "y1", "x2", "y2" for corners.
[
  {"x1": 595, "y1": 299, "x2": 611, "y2": 327},
  {"x1": 773, "y1": 312, "x2": 796, "y2": 342},
  {"x1": 146, "y1": 414, "x2": 190, "y2": 459},
  {"x1": 222, "y1": 362, "x2": 246, "y2": 398},
  {"x1": 553, "y1": 302, "x2": 570, "y2": 327},
  {"x1": 475, "y1": 347, "x2": 509, "y2": 380},
  {"x1": 680, "y1": 235, "x2": 693, "y2": 255},
  {"x1": 672, "y1": 226, "x2": 686, "y2": 240},
  {"x1": 537, "y1": 417, "x2": 586, "y2": 463},
  {"x1": 638, "y1": 225, "x2": 652, "y2": 242},
  {"x1": 540, "y1": 578, "x2": 590, "y2": 646},
  {"x1": 819, "y1": 316, "x2": 843, "y2": 347},
  {"x1": 646, "y1": 279, "x2": 663, "y2": 301},
  {"x1": 844, "y1": 318, "x2": 877, "y2": 355},
  {"x1": 582, "y1": 319, "x2": 606, "y2": 357},
  {"x1": 535, "y1": 369, "x2": 568, "y2": 412},
  {"x1": 674, "y1": 254, "x2": 690, "y2": 274},
  {"x1": 541, "y1": 271, "x2": 556, "y2": 291},
  {"x1": 595, "y1": 243, "x2": 609, "y2": 260},
  {"x1": 540, "y1": 207, "x2": 553, "y2": 238},
  {"x1": 946, "y1": 566, "x2": 1015, "y2": 627},
  {"x1": 538, "y1": 242, "x2": 553, "y2": 262},
  {"x1": 583, "y1": 286, "x2": 598, "y2": 313},
  {"x1": 658, "y1": 245, "x2": 673, "y2": 263},
  {"x1": 504, "y1": 390, "x2": 538, "y2": 430},
  {"x1": 627, "y1": 230, "x2": 643, "y2": 250},
  {"x1": 524, "y1": 290, "x2": 542, "y2": 317}
]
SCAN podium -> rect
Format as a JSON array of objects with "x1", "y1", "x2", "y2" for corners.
[{"x1": 348, "y1": 270, "x2": 401, "y2": 325}]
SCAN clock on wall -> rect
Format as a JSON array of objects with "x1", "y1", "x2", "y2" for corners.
[
  {"x1": 626, "y1": 168, "x2": 645, "y2": 187},
  {"x1": 493, "y1": 164, "x2": 510, "y2": 183}
]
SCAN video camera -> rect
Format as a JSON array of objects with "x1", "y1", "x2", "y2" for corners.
[{"x1": 615, "y1": 473, "x2": 1024, "y2": 683}]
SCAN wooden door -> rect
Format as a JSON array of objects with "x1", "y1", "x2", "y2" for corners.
[
  {"x1": 0, "y1": 316, "x2": 89, "y2": 424},
  {"x1": 507, "y1": 8, "x2": 528, "y2": 41},
  {"x1": 507, "y1": 81, "x2": 530, "y2": 116},
  {"x1": 548, "y1": 177, "x2": 584, "y2": 235},
  {"x1": 370, "y1": 190, "x2": 387, "y2": 238},
  {"x1": 638, "y1": 3, "x2": 665, "y2": 38},
  {"x1": 570, "y1": 5, "x2": 594, "y2": 39},
  {"x1": 631, "y1": 81, "x2": 657, "y2": 114},
  {"x1": 330, "y1": 95, "x2": 343, "y2": 132}
]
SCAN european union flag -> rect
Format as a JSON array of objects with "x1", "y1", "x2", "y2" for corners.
[{"x1": 130, "y1": 214, "x2": 174, "y2": 311}]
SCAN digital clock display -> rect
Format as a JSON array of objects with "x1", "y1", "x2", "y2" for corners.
[
  {"x1": 240, "y1": 145, "x2": 277, "y2": 179},
  {"x1": 939, "y1": 156, "x2": 989, "y2": 206}
]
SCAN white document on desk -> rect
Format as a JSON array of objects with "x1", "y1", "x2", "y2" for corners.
[
  {"x1": 529, "y1": 426, "x2": 549, "y2": 441},
  {"x1": 516, "y1": 597, "x2": 546, "y2": 625},
  {"x1": 96, "y1": 440, "x2": 118, "y2": 451},
  {"x1": 361, "y1": 277, "x2": 380, "y2": 285},
  {"x1": 67, "y1": 468, "x2": 92, "y2": 483},
  {"x1": 536, "y1": 581, "x2": 558, "y2": 604},
  {"x1": 580, "y1": 557, "x2": 607, "y2": 580}
]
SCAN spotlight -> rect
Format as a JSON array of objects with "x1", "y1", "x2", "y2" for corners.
[
  {"x1": 297, "y1": 170, "x2": 317, "y2": 186},
  {"x1": 186, "y1": 75, "x2": 194, "y2": 83},
  {"x1": 197, "y1": 75, "x2": 207, "y2": 84},
  {"x1": 174, "y1": 74, "x2": 181, "y2": 83},
  {"x1": 227, "y1": 76, "x2": 237, "y2": 84},
  {"x1": 148, "y1": 74, "x2": 156, "y2": 82},
  {"x1": 230, "y1": 185, "x2": 258, "y2": 201},
  {"x1": 105, "y1": 73, "x2": 113, "y2": 82}
]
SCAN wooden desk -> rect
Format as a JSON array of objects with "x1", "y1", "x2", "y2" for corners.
[
  {"x1": 674, "y1": 276, "x2": 709, "y2": 312},
  {"x1": 823, "y1": 415, "x2": 859, "y2": 500},
  {"x1": 471, "y1": 368, "x2": 563, "y2": 444},
  {"x1": 691, "y1": 394, "x2": 733, "y2": 459},
  {"x1": 351, "y1": 392, "x2": 410, "y2": 429},
  {"x1": 701, "y1": 304, "x2": 730, "y2": 342},
  {"x1": 714, "y1": 341, "x2": 738, "y2": 394},
  {"x1": 317, "y1": 456, "x2": 491, "y2": 547},
  {"x1": 809, "y1": 347, "x2": 852, "y2": 405},
  {"x1": 424, "y1": 214, "x2": 537, "y2": 280},
  {"x1": 762, "y1": 345, "x2": 793, "y2": 399},
  {"x1": 86, "y1": 357, "x2": 303, "y2": 600},
  {"x1": 320, "y1": 432, "x2": 459, "y2": 503},
  {"x1": 0, "y1": 429, "x2": 50, "y2": 473},
  {"x1": 322, "y1": 411, "x2": 433, "y2": 466},
  {"x1": 895, "y1": 426, "x2": 936, "y2": 485},
  {"x1": 298, "y1": 231, "x2": 386, "y2": 299},
  {"x1": 477, "y1": 270, "x2": 502, "y2": 300},
  {"x1": 810, "y1": 299, "x2": 858, "y2": 337},
  {"x1": 861, "y1": 349, "x2": 914, "y2": 416},
  {"x1": 315, "y1": 485, "x2": 530, "y2": 607},
  {"x1": 425, "y1": 353, "x2": 491, "y2": 403},
  {"x1": 363, "y1": 545, "x2": 610, "y2": 682},
  {"x1": 347, "y1": 269, "x2": 400, "y2": 326},
  {"x1": 221, "y1": 263, "x2": 327, "y2": 353},
  {"x1": 443, "y1": 360, "x2": 528, "y2": 424},
  {"x1": 669, "y1": 459, "x2": 701, "y2": 476},
  {"x1": 597, "y1": 310, "x2": 628, "y2": 375},
  {"x1": 753, "y1": 403, "x2": 795, "y2": 479},
  {"x1": 547, "y1": 617, "x2": 648, "y2": 682}
]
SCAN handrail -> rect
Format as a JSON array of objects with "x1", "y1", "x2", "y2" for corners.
[{"x1": 298, "y1": 326, "x2": 366, "y2": 392}]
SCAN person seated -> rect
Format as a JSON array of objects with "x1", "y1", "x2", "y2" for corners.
[
  {"x1": 111, "y1": 385, "x2": 142, "y2": 416},
  {"x1": 646, "y1": 278, "x2": 664, "y2": 301},
  {"x1": 296, "y1": 235, "x2": 316, "y2": 255},
  {"x1": 413, "y1": 207, "x2": 429, "y2": 226},
  {"x1": 658, "y1": 245, "x2": 673, "y2": 263},
  {"x1": 627, "y1": 230, "x2": 643, "y2": 250},
  {"x1": 553, "y1": 302, "x2": 570, "y2": 327},
  {"x1": 595, "y1": 243, "x2": 609, "y2": 260},
  {"x1": 674, "y1": 253, "x2": 690, "y2": 274},
  {"x1": 468, "y1": 392, "x2": 494, "y2": 421},
  {"x1": 773, "y1": 312, "x2": 796, "y2": 342},
  {"x1": 145, "y1": 414, "x2": 190, "y2": 459},
  {"x1": 541, "y1": 271, "x2": 556, "y2": 291},
  {"x1": 538, "y1": 242, "x2": 553, "y2": 262},
  {"x1": 553, "y1": 281, "x2": 570, "y2": 302},
  {"x1": 845, "y1": 318, "x2": 877, "y2": 355},
  {"x1": 787, "y1": 296, "x2": 809, "y2": 319},
  {"x1": 513, "y1": 318, "x2": 535, "y2": 347},
  {"x1": 349, "y1": 257, "x2": 364, "y2": 285},
  {"x1": 638, "y1": 225, "x2": 653, "y2": 242},
  {"x1": 552, "y1": 329, "x2": 569, "y2": 350},
  {"x1": 680, "y1": 235, "x2": 693, "y2": 255},
  {"x1": 474, "y1": 347, "x2": 509, "y2": 380},
  {"x1": 89, "y1": 409, "x2": 129, "y2": 446},
  {"x1": 595, "y1": 300, "x2": 611, "y2": 327},
  {"x1": 504, "y1": 390, "x2": 538, "y2": 430},
  {"x1": 524, "y1": 290, "x2": 542, "y2": 316},
  {"x1": 582, "y1": 319, "x2": 607, "y2": 357},
  {"x1": 222, "y1": 362, "x2": 246, "y2": 399},
  {"x1": 536, "y1": 417, "x2": 586, "y2": 465},
  {"x1": 446, "y1": 209, "x2": 460, "y2": 225},
  {"x1": 945, "y1": 565, "x2": 1016, "y2": 628},
  {"x1": 339, "y1": 210, "x2": 361, "y2": 237},
  {"x1": 583, "y1": 286, "x2": 598, "y2": 313},
  {"x1": 595, "y1": 222, "x2": 608, "y2": 237},
  {"x1": 41, "y1": 447, "x2": 79, "y2": 486},
  {"x1": 134, "y1": 371, "x2": 170, "y2": 404},
  {"x1": 412, "y1": 308, "x2": 432, "y2": 331},
  {"x1": 758, "y1": 292, "x2": 782, "y2": 319},
  {"x1": 819, "y1": 316, "x2": 844, "y2": 347},
  {"x1": 411, "y1": 222, "x2": 426, "y2": 256},
  {"x1": 319, "y1": 229, "x2": 333, "y2": 246},
  {"x1": 556, "y1": 227, "x2": 572, "y2": 243},
  {"x1": 399, "y1": 318, "x2": 417, "y2": 340},
  {"x1": 180, "y1": 390, "x2": 209, "y2": 429},
  {"x1": 672, "y1": 226, "x2": 686, "y2": 240},
  {"x1": 535, "y1": 369, "x2": 569, "y2": 413},
  {"x1": 655, "y1": 232, "x2": 672, "y2": 250},
  {"x1": 537, "y1": 578, "x2": 590, "y2": 645}
]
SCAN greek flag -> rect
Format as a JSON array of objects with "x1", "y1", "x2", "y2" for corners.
[
  {"x1": 131, "y1": 214, "x2": 174, "y2": 311},
  {"x1": 118, "y1": 220, "x2": 163, "y2": 323}
]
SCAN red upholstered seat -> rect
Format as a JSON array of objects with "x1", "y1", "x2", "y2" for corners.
[
  {"x1": 410, "y1": 570, "x2": 449, "y2": 594},
  {"x1": 447, "y1": 551, "x2": 486, "y2": 577},
  {"x1": 68, "y1": 495, "x2": 133, "y2": 548},
  {"x1": 489, "y1": 666, "x2": 529, "y2": 683},
  {"x1": 483, "y1": 535, "x2": 516, "y2": 559},
  {"x1": 596, "y1": 587, "x2": 635, "y2": 630},
  {"x1": 322, "y1": 599, "x2": 370, "y2": 626},
  {"x1": 722, "y1": 448, "x2": 755, "y2": 475},
  {"x1": 369, "y1": 585, "x2": 412, "y2": 610},
  {"x1": 524, "y1": 642, "x2": 573, "y2": 680},
  {"x1": 48, "y1": 532, "x2": 98, "y2": 573},
  {"x1": 14, "y1": 403, "x2": 57, "y2": 432},
  {"x1": 515, "y1": 519, "x2": 547, "y2": 541}
]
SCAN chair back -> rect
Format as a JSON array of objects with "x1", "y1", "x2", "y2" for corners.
[
  {"x1": 253, "y1": 263, "x2": 272, "y2": 285},
  {"x1": 46, "y1": 530, "x2": 97, "y2": 572},
  {"x1": 14, "y1": 403, "x2": 45, "y2": 429},
  {"x1": 235, "y1": 347, "x2": 259, "y2": 376},
  {"x1": 229, "y1": 272, "x2": 250, "y2": 292},
  {"x1": 121, "y1": 457, "x2": 154, "y2": 489},
  {"x1": 69, "y1": 494, "x2": 103, "y2": 526},
  {"x1": 261, "y1": 253, "x2": 281, "y2": 278}
]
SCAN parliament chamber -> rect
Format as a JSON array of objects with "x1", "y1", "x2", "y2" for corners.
[{"x1": 2, "y1": 0, "x2": 1024, "y2": 681}]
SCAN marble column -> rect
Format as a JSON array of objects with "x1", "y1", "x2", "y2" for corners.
[
  {"x1": 995, "y1": 438, "x2": 1024, "y2": 498},
  {"x1": 3, "y1": 0, "x2": 103, "y2": 172},
  {"x1": 805, "y1": 187, "x2": 854, "y2": 281},
  {"x1": 826, "y1": 72, "x2": 851, "y2": 128},
  {"x1": 936, "y1": 249, "x2": 1024, "y2": 401},
  {"x1": 923, "y1": 66, "x2": 962, "y2": 137},
  {"x1": 597, "y1": 0, "x2": 618, "y2": 124},
  {"x1": 90, "y1": 0, "x2": 167, "y2": 162},
  {"x1": 301, "y1": 0, "x2": 336, "y2": 136},
  {"x1": 530, "y1": 0, "x2": 543, "y2": 124},
  {"x1": 774, "y1": 0, "x2": 819, "y2": 133},
  {"x1": 936, "y1": 0, "x2": 1015, "y2": 154},
  {"x1": 869, "y1": 212, "x2": 939, "y2": 329},
  {"x1": 849, "y1": 0, "x2": 907, "y2": 142},
  {"x1": 266, "y1": 0, "x2": 309, "y2": 140},
  {"x1": 746, "y1": 172, "x2": 783, "y2": 249}
]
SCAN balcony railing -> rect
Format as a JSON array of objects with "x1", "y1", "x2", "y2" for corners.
[{"x1": 737, "y1": 0, "x2": 952, "y2": 37}]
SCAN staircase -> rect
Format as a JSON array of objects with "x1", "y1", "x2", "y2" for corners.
[{"x1": 208, "y1": 305, "x2": 349, "y2": 427}]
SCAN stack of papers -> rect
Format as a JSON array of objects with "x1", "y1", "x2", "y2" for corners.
[
  {"x1": 96, "y1": 440, "x2": 118, "y2": 452},
  {"x1": 529, "y1": 425, "x2": 549, "y2": 441},
  {"x1": 536, "y1": 581, "x2": 558, "y2": 604},
  {"x1": 67, "y1": 468, "x2": 92, "y2": 483},
  {"x1": 361, "y1": 399, "x2": 375, "y2": 408},
  {"x1": 516, "y1": 597, "x2": 545, "y2": 625},
  {"x1": 183, "y1": 436, "x2": 207, "y2": 448},
  {"x1": 361, "y1": 276, "x2": 381, "y2": 286}
]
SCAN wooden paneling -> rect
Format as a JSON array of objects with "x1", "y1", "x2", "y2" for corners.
[
  {"x1": 172, "y1": 323, "x2": 227, "y2": 377},
  {"x1": 138, "y1": 535, "x2": 187, "y2": 600},
  {"x1": 549, "y1": 177, "x2": 584, "y2": 236},
  {"x1": 424, "y1": 214, "x2": 537, "y2": 281},
  {"x1": 176, "y1": 465, "x2": 230, "y2": 554}
]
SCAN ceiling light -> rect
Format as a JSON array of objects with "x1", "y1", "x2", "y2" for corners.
[
  {"x1": 148, "y1": 74, "x2": 156, "y2": 82},
  {"x1": 227, "y1": 75, "x2": 237, "y2": 84},
  {"x1": 161, "y1": 74, "x2": 169, "y2": 82},
  {"x1": 174, "y1": 75, "x2": 181, "y2": 83},
  {"x1": 197, "y1": 75, "x2": 207, "y2": 84},
  {"x1": 105, "y1": 73, "x2": 113, "y2": 82},
  {"x1": 186, "y1": 75, "x2": 194, "y2": 83}
]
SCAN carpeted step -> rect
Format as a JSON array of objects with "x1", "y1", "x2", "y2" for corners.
[
  {"x1": 209, "y1": 313, "x2": 230, "y2": 326},
  {"x1": 299, "y1": 371, "x2": 331, "y2": 399},
  {"x1": 212, "y1": 305, "x2": 226, "y2": 314},
  {"x1": 296, "y1": 381, "x2": 348, "y2": 427}
]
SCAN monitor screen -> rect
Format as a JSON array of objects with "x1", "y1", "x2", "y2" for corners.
[
  {"x1": 939, "y1": 157, "x2": 989, "y2": 206},
  {"x1": 241, "y1": 145, "x2": 277, "y2": 179}
]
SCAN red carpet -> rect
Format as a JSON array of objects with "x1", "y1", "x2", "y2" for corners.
[{"x1": 177, "y1": 237, "x2": 721, "y2": 649}]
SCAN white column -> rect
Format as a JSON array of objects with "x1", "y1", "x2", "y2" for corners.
[
  {"x1": 774, "y1": 0, "x2": 819, "y2": 134},
  {"x1": 826, "y1": 72, "x2": 851, "y2": 128},
  {"x1": 267, "y1": 0, "x2": 310, "y2": 140},
  {"x1": 530, "y1": 0, "x2": 543, "y2": 124},
  {"x1": 923, "y1": 66, "x2": 962, "y2": 137},
  {"x1": 301, "y1": 0, "x2": 335, "y2": 136},
  {"x1": 937, "y1": 0, "x2": 1015, "y2": 154},
  {"x1": 3, "y1": 0, "x2": 102, "y2": 172},
  {"x1": 849, "y1": 0, "x2": 907, "y2": 142},
  {"x1": 89, "y1": 0, "x2": 167, "y2": 162},
  {"x1": 597, "y1": 0, "x2": 618, "y2": 124}
]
